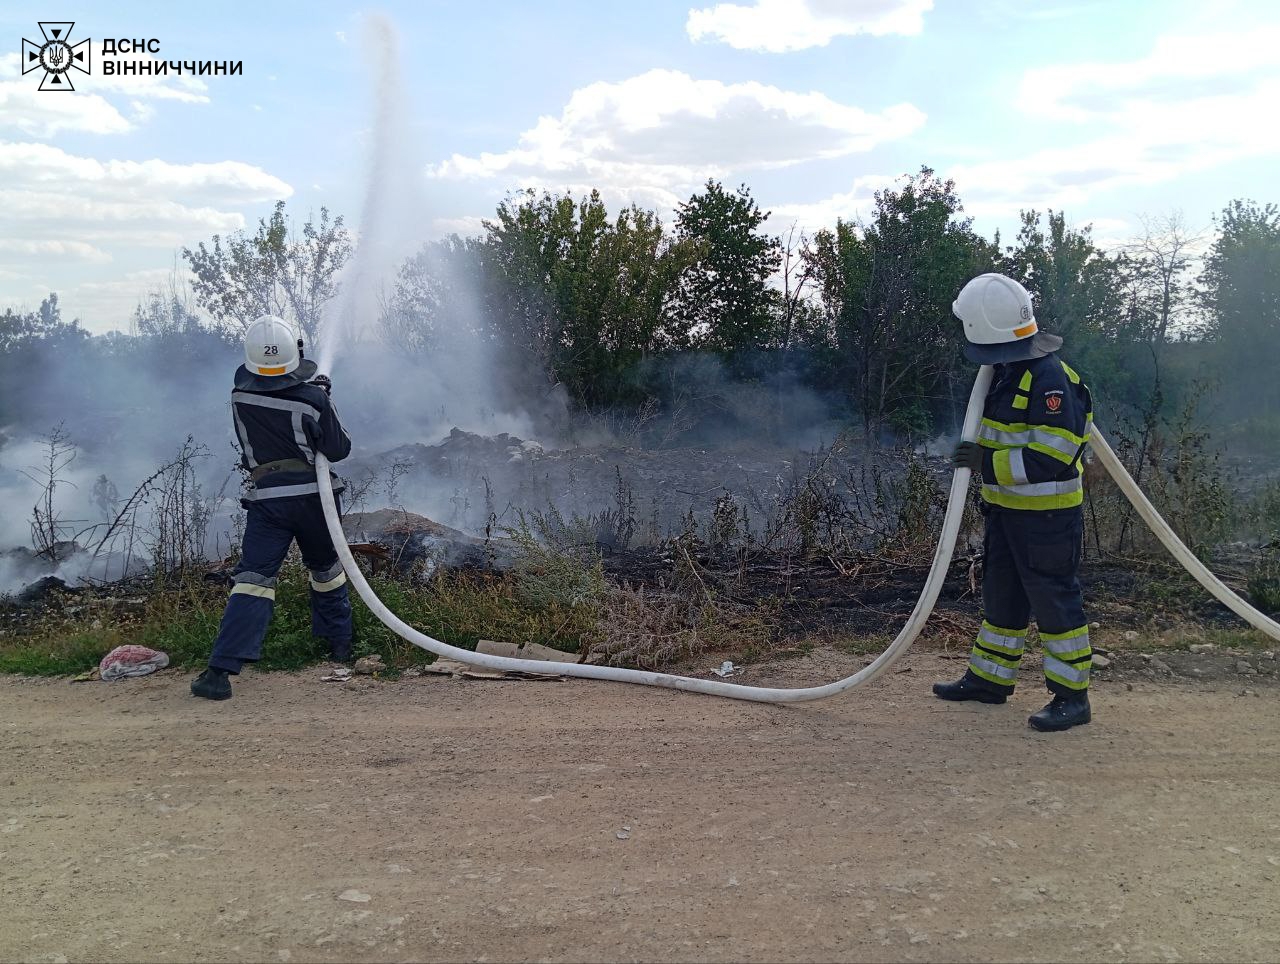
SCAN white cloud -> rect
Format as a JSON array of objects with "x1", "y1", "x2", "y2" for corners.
[
  {"x1": 687, "y1": 0, "x2": 933, "y2": 52},
  {"x1": 0, "y1": 239, "x2": 111, "y2": 263},
  {"x1": 0, "y1": 84, "x2": 132, "y2": 136},
  {"x1": 430, "y1": 69, "x2": 924, "y2": 214},
  {"x1": 0, "y1": 142, "x2": 293, "y2": 327},
  {"x1": 0, "y1": 43, "x2": 209, "y2": 138},
  {"x1": 951, "y1": 26, "x2": 1280, "y2": 225},
  {"x1": 0, "y1": 142, "x2": 292, "y2": 206},
  {"x1": 430, "y1": 215, "x2": 488, "y2": 238},
  {"x1": 0, "y1": 53, "x2": 132, "y2": 135},
  {"x1": 767, "y1": 173, "x2": 896, "y2": 231},
  {"x1": 68, "y1": 267, "x2": 187, "y2": 327},
  {"x1": 1018, "y1": 27, "x2": 1280, "y2": 123}
]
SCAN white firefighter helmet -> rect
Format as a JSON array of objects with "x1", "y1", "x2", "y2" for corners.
[
  {"x1": 952, "y1": 273, "x2": 1062, "y2": 364},
  {"x1": 235, "y1": 315, "x2": 318, "y2": 391},
  {"x1": 244, "y1": 314, "x2": 301, "y2": 376}
]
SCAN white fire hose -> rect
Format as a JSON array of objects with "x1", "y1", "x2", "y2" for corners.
[{"x1": 315, "y1": 365, "x2": 1280, "y2": 703}]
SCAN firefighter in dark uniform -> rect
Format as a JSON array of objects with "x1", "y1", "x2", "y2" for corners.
[
  {"x1": 191, "y1": 315, "x2": 353, "y2": 701},
  {"x1": 935, "y1": 273, "x2": 1095, "y2": 731}
]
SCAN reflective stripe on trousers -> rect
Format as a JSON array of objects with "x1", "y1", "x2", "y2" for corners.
[
  {"x1": 968, "y1": 620, "x2": 1027, "y2": 688},
  {"x1": 968, "y1": 624, "x2": 1091, "y2": 691},
  {"x1": 310, "y1": 559, "x2": 348, "y2": 592},
  {"x1": 208, "y1": 494, "x2": 352, "y2": 673},
  {"x1": 1041, "y1": 626, "x2": 1092, "y2": 690}
]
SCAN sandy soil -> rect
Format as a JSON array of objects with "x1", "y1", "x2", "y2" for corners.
[{"x1": 2, "y1": 651, "x2": 1279, "y2": 963}]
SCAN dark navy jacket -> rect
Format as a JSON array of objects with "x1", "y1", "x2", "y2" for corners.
[
  {"x1": 975, "y1": 353, "x2": 1093, "y2": 511},
  {"x1": 230, "y1": 380, "x2": 351, "y2": 501}
]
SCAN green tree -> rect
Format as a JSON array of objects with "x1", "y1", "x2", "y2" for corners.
[
  {"x1": 672, "y1": 180, "x2": 781, "y2": 356},
  {"x1": 0, "y1": 293, "x2": 88, "y2": 353},
  {"x1": 999, "y1": 210, "x2": 1140, "y2": 408},
  {"x1": 481, "y1": 189, "x2": 690, "y2": 406},
  {"x1": 1000, "y1": 210, "x2": 1125, "y2": 349},
  {"x1": 1119, "y1": 212, "x2": 1199, "y2": 350},
  {"x1": 380, "y1": 234, "x2": 492, "y2": 357},
  {"x1": 182, "y1": 200, "x2": 352, "y2": 344},
  {"x1": 1200, "y1": 199, "x2": 1280, "y2": 415},
  {"x1": 804, "y1": 168, "x2": 994, "y2": 434}
]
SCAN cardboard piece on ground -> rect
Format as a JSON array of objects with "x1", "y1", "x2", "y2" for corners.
[
  {"x1": 419, "y1": 639, "x2": 577, "y2": 680},
  {"x1": 519, "y1": 641, "x2": 580, "y2": 663},
  {"x1": 476, "y1": 639, "x2": 522, "y2": 659}
]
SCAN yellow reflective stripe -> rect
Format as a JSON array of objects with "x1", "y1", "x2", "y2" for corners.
[
  {"x1": 1044, "y1": 669, "x2": 1089, "y2": 690},
  {"x1": 993, "y1": 449, "x2": 1016, "y2": 486},
  {"x1": 1040, "y1": 626, "x2": 1089, "y2": 641},
  {"x1": 981, "y1": 419, "x2": 1089, "y2": 449},
  {"x1": 1012, "y1": 394, "x2": 1029, "y2": 410},
  {"x1": 972, "y1": 645, "x2": 1021, "y2": 670},
  {"x1": 1044, "y1": 655, "x2": 1090, "y2": 688},
  {"x1": 310, "y1": 571, "x2": 348, "y2": 592},
  {"x1": 1018, "y1": 370, "x2": 1033, "y2": 391},
  {"x1": 969, "y1": 657, "x2": 1018, "y2": 686},
  {"x1": 230, "y1": 583, "x2": 276, "y2": 600},
  {"x1": 987, "y1": 476, "x2": 1082, "y2": 498},
  {"x1": 978, "y1": 640, "x2": 1024, "y2": 659},
  {"x1": 1027, "y1": 441, "x2": 1079, "y2": 466},
  {"x1": 983, "y1": 620, "x2": 1028, "y2": 638},
  {"x1": 972, "y1": 627, "x2": 1024, "y2": 660},
  {"x1": 981, "y1": 488, "x2": 1084, "y2": 511},
  {"x1": 1059, "y1": 360, "x2": 1081, "y2": 384}
]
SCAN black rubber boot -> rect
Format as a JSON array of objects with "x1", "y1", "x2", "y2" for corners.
[
  {"x1": 191, "y1": 668, "x2": 232, "y2": 701},
  {"x1": 327, "y1": 637, "x2": 353, "y2": 663},
  {"x1": 1029, "y1": 691, "x2": 1091, "y2": 731},
  {"x1": 932, "y1": 671, "x2": 1008, "y2": 705}
]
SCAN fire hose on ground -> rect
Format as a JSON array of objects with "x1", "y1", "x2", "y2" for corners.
[{"x1": 315, "y1": 365, "x2": 1280, "y2": 704}]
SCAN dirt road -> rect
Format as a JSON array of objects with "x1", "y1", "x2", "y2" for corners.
[{"x1": 2, "y1": 651, "x2": 1278, "y2": 963}]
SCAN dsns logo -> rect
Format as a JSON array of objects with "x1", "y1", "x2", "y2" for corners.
[{"x1": 22, "y1": 22, "x2": 90, "y2": 91}]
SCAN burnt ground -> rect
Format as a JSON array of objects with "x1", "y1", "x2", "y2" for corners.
[
  {"x1": 2, "y1": 650, "x2": 1279, "y2": 964},
  {"x1": 346, "y1": 428, "x2": 909, "y2": 541}
]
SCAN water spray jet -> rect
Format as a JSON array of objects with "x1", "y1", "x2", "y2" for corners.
[{"x1": 316, "y1": 13, "x2": 413, "y2": 376}]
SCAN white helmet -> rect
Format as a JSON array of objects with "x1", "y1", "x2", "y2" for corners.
[
  {"x1": 952, "y1": 273, "x2": 1061, "y2": 364},
  {"x1": 244, "y1": 314, "x2": 301, "y2": 377}
]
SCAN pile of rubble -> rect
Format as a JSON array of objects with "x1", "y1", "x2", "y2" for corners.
[{"x1": 342, "y1": 508, "x2": 518, "y2": 575}]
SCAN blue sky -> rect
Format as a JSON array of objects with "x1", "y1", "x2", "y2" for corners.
[{"x1": 2, "y1": 0, "x2": 1278, "y2": 330}]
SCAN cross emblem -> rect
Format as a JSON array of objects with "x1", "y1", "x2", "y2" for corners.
[{"x1": 21, "y1": 22, "x2": 90, "y2": 91}]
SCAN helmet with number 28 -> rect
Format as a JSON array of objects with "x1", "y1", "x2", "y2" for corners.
[{"x1": 244, "y1": 315, "x2": 301, "y2": 377}]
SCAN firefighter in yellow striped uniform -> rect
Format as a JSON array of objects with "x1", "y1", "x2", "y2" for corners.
[{"x1": 935, "y1": 273, "x2": 1094, "y2": 731}]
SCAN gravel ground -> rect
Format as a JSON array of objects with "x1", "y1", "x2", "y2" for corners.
[{"x1": 2, "y1": 650, "x2": 1279, "y2": 963}]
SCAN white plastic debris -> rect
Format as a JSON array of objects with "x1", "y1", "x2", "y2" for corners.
[{"x1": 711, "y1": 660, "x2": 738, "y2": 678}]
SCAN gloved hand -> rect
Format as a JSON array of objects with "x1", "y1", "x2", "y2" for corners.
[
  {"x1": 951, "y1": 440, "x2": 984, "y2": 472},
  {"x1": 309, "y1": 374, "x2": 332, "y2": 396}
]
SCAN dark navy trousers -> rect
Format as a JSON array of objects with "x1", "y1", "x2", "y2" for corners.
[
  {"x1": 208, "y1": 495, "x2": 352, "y2": 674},
  {"x1": 966, "y1": 505, "x2": 1093, "y2": 695}
]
